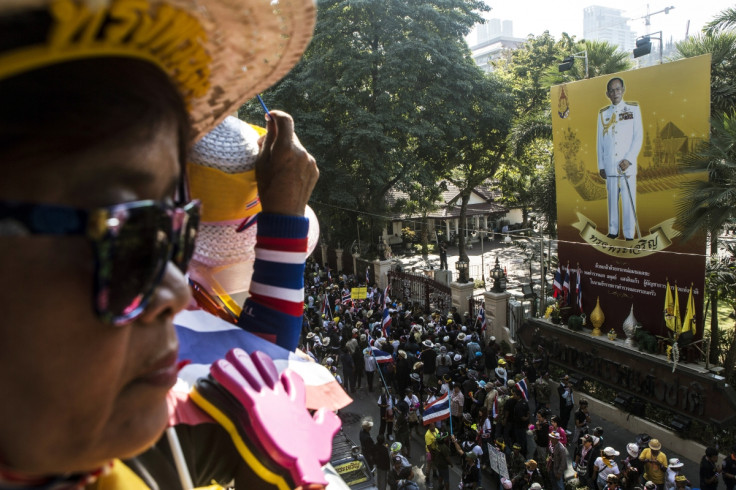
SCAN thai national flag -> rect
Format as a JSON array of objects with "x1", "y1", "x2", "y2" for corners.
[
  {"x1": 382, "y1": 285, "x2": 390, "y2": 309},
  {"x1": 381, "y1": 307, "x2": 392, "y2": 338},
  {"x1": 576, "y1": 267, "x2": 583, "y2": 311},
  {"x1": 516, "y1": 377, "x2": 529, "y2": 401},
  {"x1": 369, "y1": 346, "x2": 393, "y2": 364},
  {"x1": 174, "y1": 310, "x2": 351, "y2": 414},
  {"x1": 492, "y1": 395, "x2": 499, "y2": 419},
  {"x1": 477, "y1": 306, "x2": 486, "y2": 332},
  {"x1": 562, "y1": 266, "x2": 571, "y2": 305},
  {"x1": 341, "y1": 289, "x2": 351, "y2": 304},
  {"x1": 366, "y1": 268, "x2": 370, "y2": 285},
  {"x1": 422, "y1": 393, "x2": 450, "y2": 425},
  {"x1": 553, "y1": 264, "x2": 563, "y2": 298}
]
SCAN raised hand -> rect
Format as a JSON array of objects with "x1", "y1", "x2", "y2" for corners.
[
  {"x1": 210, "y1": 349, "x2": 341, "y2": 486},
  {"x1": 255, "y1": 110, "x2": 319, "y2": 217}
]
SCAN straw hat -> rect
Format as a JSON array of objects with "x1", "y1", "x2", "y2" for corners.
[
  {"x1": 0, "y1": 0, "x2": 317, "y2": 143},
  {"x1": 648, "y1": 439, "x2": 662, "y2": 451}
]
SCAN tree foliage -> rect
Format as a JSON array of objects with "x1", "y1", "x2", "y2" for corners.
[{"x1": 240, "y1": 0, "x2": 490, "y2": 246}]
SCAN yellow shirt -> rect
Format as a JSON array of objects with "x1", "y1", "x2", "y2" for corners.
[
  {"x1": 425, "y1": 427, "x2": 439, "y2": 452},
  {"x1": 639, "y1": 448, "x2": 668, "y2": 484}
]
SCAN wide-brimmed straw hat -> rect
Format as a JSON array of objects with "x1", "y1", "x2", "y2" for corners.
[{"x1": 0, "y1": 0, "x2": 316, "y2": 143}]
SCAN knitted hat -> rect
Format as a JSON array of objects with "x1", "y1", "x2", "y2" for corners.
[{"x1": 188, "y1": 116, "x2": 320, "y2": 307}]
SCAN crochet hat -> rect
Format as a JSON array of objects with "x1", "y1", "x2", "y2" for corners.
[
  {"x1": 0, "y1": 0, "x2": 316, "y2": 143},
  {"x1": 188, "y1": 116, "x2": 320, "y2": 310}
]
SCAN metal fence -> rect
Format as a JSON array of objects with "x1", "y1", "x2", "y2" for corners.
[{"x1": 387, "y1": 270, "x2": 451, "y2": 313}]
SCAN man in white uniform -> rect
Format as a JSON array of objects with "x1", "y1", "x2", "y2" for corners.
[{"x1": 597, "y1": 77, "x2": 643, "y2": 240}]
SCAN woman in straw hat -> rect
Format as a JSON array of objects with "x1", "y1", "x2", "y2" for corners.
[{"x1": 0, "y1": 0, "x2": 335, "y2": 487}]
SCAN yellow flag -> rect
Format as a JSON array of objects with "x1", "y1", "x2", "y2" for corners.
[
  {"x1": 673, "y1": 284, "x2": 682, "y2": 334},
  {"x1": 682, "y1": 284, "x2": 696, "y2": 335},
  {"x1": 664, "y1": 280, "x2": 676, "y2": 331}
]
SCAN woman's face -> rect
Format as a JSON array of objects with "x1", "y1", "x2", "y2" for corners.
[{"x1": 0, "y1": 123, "x2": 191, "y2": 475}]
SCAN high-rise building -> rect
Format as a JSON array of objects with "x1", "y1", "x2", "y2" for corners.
[
  {"x1": 468, "y1": 18, "x2": 525, "y2": 73},
  {"x1": 583, "y1": 5, "x2": 637, "y2": 51}
]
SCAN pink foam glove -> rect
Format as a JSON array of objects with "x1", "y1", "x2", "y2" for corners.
[{"x1": 210, "y1": 348, "x2": 341, "y2": 486}]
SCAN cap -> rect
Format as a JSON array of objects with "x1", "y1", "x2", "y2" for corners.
[
  {"x1": 603, "y1": 447, "x2": 620, "y2": 457},
  {"x1": 549, "y1": 431, "x2": 561, "y2": 439},
  {"x1": 525, "y1": 459, "x2": 538, "y2": 469},
  {"x1": 390, "y1": 442, "x2": 402, "y2": 453},
  {"x1": 530, "y1": 484, "x2": 542, "y2": 490}
]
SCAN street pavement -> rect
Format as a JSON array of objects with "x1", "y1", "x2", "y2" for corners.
[{"x1": 337, "y1": 376, "x2": 710, "y2": 490}]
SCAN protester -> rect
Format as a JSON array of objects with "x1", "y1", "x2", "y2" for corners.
[
  {"x1": 548, "y1": 431, "x2": 569, "y2": 490},
  {"x1": 640, "y1": 439, "x2": 668, "y2": 490},
  {"x1": 700, "y1": 447, "x2": 720, "y2": 490},
  {"x1": 375, "y1": 434, "x2": 392, "y2": 490},
  {"x1": 594, "y1": 447, "x2": 621, "y2": 490},
  {"x1": 512, "y1": 459, "x2": 545, "y2": 490},
  {"x1": 722, "y1": 445, "x2": 736, "y2": 490},
  {"x1": 665, "y1": 458, "x2": 685, "y2": 490},
  {"x1": 0, "y1": 0, "x2": 327, "y2": 486}
]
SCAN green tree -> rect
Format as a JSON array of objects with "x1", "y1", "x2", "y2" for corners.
[
  {"x1": 240, "y1": 0, "x2": 489, "y2": 248},
  {"x1": 551, "y1": 39, "x2": 633, "y2": 83},
  {"x1": 673, "y1": 13, "x2": 736, "y2": 363},
  {"x1": 444, "y1": 74, "x2": 515, "y2": 269}
]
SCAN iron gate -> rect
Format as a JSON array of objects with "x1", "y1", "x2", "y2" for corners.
[{"x1": 387, "y1": 270, "x2": 451, "y2": 313}]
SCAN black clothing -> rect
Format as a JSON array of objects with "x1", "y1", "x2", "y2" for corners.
[
  {"x1": 360, "y1": 429, "x2": 376, "y2": 468},
  {"x1": 700, "y1": 456, "x2": 719, "y2": 490},
  {"x1": 723, "y1": 455, "x2": 736, "y2": 490},
  {"x1": 374, "y1": 443, "x2": 391, "y2": 471},
  {"x1": 421, "y1": 348, "x2": 437, "y2": 375}
]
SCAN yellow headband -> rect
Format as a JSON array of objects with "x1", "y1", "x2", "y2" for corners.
[{"x1": 0, "y1": 0, "x2": 211, "y2": 103}]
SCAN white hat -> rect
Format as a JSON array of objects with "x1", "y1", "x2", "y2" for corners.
[
  {"x1": 603, "y1": 447, "x2": 620, "y2": 457},
  {"x1": 453, "y1": 354, "x2": 462, "y2": 362},
  {"x1": 626, "y1": 443, "x2": 640, "y2": 458},
  {"x1": 668, "y1": 458, "x2": 684, "y2": 469},
  {"x1": 423, "y1": 340, "x2": 434, "y2": 348},
  {"x1": 457, "y1": 333, "x2": 467, "y2": 342},
  {"x1": 461, "y1": 326, "x2": 467, "y2": 332},
  {"x1": 490, "y1": 336, "x2": 496, "y2": 341}
]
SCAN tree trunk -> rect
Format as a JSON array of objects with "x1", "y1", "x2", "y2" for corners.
[
  {"x1": 458, "y1": 191, "x2": 471, "y2": 281},
  {"x1": 710, "y1": 232, "x2": 720, "y2": 365},
  {"x1": 421, "y1": 216, "x2": 429, "y2": 259}
]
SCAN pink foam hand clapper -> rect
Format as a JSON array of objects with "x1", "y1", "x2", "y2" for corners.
[{"x1": 210, "y1": 349, "x2": 341, "y2": 486}]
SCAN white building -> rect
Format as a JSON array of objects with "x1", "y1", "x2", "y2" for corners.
[
  {"x1": 583, "y1": 5, "x2": 637, "y2": 51},
  {"x1": 467, "y1": 18, "x2": 525, "y2": 73}
]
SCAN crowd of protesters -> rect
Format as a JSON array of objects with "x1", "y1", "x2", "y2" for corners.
[{"x1": 301, "y1": 261, "x2": 731, "y2": 490}]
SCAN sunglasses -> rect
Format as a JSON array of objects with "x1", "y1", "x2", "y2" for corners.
[{"x1": 0, "y1": 199, "x2": 200, "y2": 325}]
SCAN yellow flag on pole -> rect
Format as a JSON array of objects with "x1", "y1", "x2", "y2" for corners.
[
  {"x1": 664, "y1": 280, "x2": 676, "y2": 332},
  {"x1": 682, "y1": 284, "x2": 696, "y2": 335},
  {"x1": 673, "y1": 283, "x2": 681, "y2": 335}
]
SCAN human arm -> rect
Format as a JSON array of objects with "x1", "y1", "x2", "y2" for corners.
[{"x1": 237, "y1": 111, "x2": 318, "y2": 351}]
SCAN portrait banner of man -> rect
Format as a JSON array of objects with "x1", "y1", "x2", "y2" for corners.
[{"x1": 550, "y1": 55, "x2": 710, "y2": 337}]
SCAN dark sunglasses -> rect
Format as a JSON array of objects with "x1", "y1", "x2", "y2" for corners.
[{"x1": 0, "y1": 199, "x2": 200, "y2": 325}]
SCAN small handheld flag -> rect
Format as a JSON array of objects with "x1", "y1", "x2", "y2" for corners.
[{"x1": 423, "y1": 393, "x2": 450, "y2": 425}]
